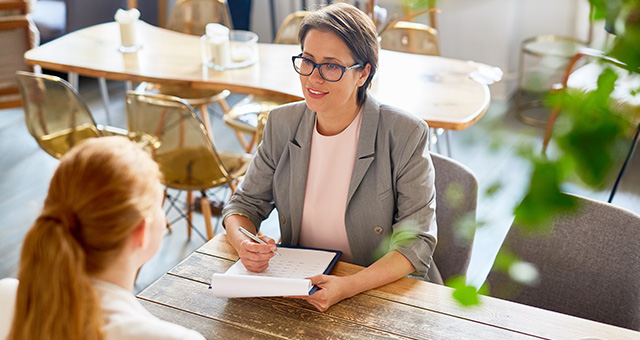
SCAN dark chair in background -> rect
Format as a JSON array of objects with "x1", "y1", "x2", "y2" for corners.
[
  {"x1": 430, "y1": 152, "x2": 478, "y2": 283},
  {"x1": 486, "y1": 193, "x2": 640, "y2": 330}
]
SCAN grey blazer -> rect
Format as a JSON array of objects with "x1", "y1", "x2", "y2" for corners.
[{"x1": 222, "y1": 94, "x2": 438, "y2": 277}]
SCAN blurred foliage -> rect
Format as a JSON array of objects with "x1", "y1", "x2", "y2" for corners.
[
  {"x1": 373, "y1": 220, "x2": 419, "y2": 261},
  {"x1": 402, "y1": 0, "x2": 640, "y2": 307}
]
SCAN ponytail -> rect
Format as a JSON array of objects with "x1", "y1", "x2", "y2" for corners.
[
  {"x1": 9, "y1": 214, "x2": 103, "y2": 340},
  {"x1": 8, "y1": 136, "x2": 161, "y2": 340}
]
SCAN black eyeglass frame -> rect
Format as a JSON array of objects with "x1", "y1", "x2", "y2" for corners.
[{"x1": 291, "y1": 54, "x2": 363, "y2": 82}]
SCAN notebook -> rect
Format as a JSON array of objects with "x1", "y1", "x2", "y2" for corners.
[{"x1": 210, "y1": 244, "x2": 342, "y2": 298}]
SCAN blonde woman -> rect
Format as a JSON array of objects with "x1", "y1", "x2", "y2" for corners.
[{"x1": 0, "y1": 137, "x2": 204, "y2": 340}]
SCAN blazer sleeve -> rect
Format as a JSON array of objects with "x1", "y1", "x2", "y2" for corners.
[
  {"x1": 221, "y1": 111, "x2": 279, "y2": 231},
  {"x1": 391, "y1": 121, "x2": 437, "y2": 277}
]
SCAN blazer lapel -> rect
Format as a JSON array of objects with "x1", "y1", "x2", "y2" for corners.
[
  {"x1": 347, "y1": 95, "x2": 379, "y2": 207},
  {"x1": 288, "y1": 107, "x2": 315, "y2": 244}
]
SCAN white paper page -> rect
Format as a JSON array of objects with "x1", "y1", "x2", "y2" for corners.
[
  {"x1": 210, "y1": 247, "x2": 338, "y2": 298},
  {"x1": 210, "y1": 274, "x2": 312, "y2": 298}
]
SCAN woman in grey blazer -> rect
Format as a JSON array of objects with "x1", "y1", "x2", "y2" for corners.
[{"x1": 222, "y1": 3, "x2": 437, "y2": 311}]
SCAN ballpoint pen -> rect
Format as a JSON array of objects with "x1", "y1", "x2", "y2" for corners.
[{"x1": 238, "y1": 226, "x2": 281, "y2": 256}]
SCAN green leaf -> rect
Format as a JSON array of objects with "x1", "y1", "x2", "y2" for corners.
[
  {"x1": 447, "y1": 276, "x2": 481, "y2": 307},
  {"x1": 513, "y1": 160, "x2": 578, "y2": 231}
]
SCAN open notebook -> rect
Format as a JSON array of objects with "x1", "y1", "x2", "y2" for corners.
[{"x1": 210, "y1": 245, "x2": 341, "y2": 298}]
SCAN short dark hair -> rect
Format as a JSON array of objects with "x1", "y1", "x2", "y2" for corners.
[{"x1": 298, "y1": 3, "x2": 378, "y2": 105}]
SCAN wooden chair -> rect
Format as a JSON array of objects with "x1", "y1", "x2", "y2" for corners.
[
  {"x1": 126, "y1": 92, "x2": 252, "y2": 240},
  {"x1": 486, "y1": 193, "x2": 640, "y2": 330},
  {"x1": 15, "y1": 71, "x2": 126, "y2": 159},
  {"x1": 430, "y1": 152, "x2": 478, "y2": 283},
  {"x1": 0, "y1": 0, "x2": 38, "y2": 109}
]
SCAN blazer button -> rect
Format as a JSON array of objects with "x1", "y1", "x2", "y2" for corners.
[
  {"x1": 373, "y1": 226, "x2": 384, "y2": 235},
  {"x1": 280, "y1": 215, "x2": 286, "y2": 224}
]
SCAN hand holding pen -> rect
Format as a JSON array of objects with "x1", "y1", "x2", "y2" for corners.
[{"x1": 238, "y1": 227, "x2": 281, "y2": 256}]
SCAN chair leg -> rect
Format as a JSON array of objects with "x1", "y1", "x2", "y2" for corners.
[
  {"x1": 186, "y1": 191, "x2": 193, "y2": 239},
  {"x1": 163, "y1": 188, "x2": 172, "y2": 233},
  {"x1": 200, "y1": 103, "x2": 214, "y2": 141},
  {"x1": 200, "y1": 191, "x2": 214, "y2": 240},
  {"x1": 608, "y1": 122, "x2": 640, "y2": 203},
  {"x1": 98, "y1": 77, "x2": 112, "y2": 125}
]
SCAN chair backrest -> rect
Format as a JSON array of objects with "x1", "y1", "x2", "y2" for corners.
[
  {"x1": 125, "y1": 92, "x2": 233, "y2": 191},
  {"x1": 430, "y1": 152, "x2": 478, "y2": 283},
  {"x1": 379, "y1": 20, "x2": 439, "y2": 56},
  {"x1": 1, "y1": 1, "x2": 38, "y2": 109},
  {"x1": 15, "y1": 71, "x2": 101, "y2": 159},
  {"x1": 486, "y1": 194, "x2": 640, "y2": 330},
  {"x1": 167, "y1": 0, "x2": 232, "y2": 35},
  {"x1": 273, "y1": 11, "x2": 309, "y2": 44}
]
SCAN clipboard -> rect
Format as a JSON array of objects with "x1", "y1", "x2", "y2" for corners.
[{"x1": 210, "y1": 244, "x2": 342, "y2": 298}]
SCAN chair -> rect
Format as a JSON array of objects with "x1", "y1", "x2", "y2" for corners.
[
  {"x1": 486, "y1": 193, "x2": 640, "y2": 330},
  {"x1": 273, "y1": 11, "x2": 308, "y2": 44},
  {"x1": 515, "y1": 3, "x2": 594, "y2": 126},
  {"x1": 430, "y1": 152, "x2": 478, "y2": 283},
  {"x1": 167, "y1": 0, "x2": 232, "y2": 35},
  {"x1": 0, "y1": 0, "x2": 38, "y2": 109},
  {"x1": 125, "y1": 92, "x2": 251, "y2": 240},
  {"x1": 379, "y1": 20, "x2": 439, "y2": 56},
  {"x1": 15, "y1": 71, "x2": 126, "y2": 159}
]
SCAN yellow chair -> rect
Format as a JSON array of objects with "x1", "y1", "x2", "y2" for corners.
[
  {"x1": 126, "y1": 92, "x2": 252, "y2": 240},
  {"x1": 379, "y1": 20, "x2": 439, "y2": 56},
  {"x1": 273, "y1": 11, "x2": 309, "y2": 44},
  {"x1": 167, "y1": 0, "x2": 233, "y2": 35},
  {"x1": 15, "y1": 71, "x2": 126, "y2": 159}
]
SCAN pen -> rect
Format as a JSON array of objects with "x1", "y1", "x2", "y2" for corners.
[{"x1": 237, "y1": 226, "x2": 281, "y2": 256}]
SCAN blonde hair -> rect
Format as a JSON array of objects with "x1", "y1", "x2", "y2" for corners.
[{"x1": 9, "y1": 136, "x2": 161, "y2": 340}]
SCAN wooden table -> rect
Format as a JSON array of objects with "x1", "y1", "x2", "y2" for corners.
[
  {"x1": 137, "y1": 234, "x2": 640, "y2": 340},
  {"x1": 24, "y1": 21, "x2": 498, "y2": 130}
]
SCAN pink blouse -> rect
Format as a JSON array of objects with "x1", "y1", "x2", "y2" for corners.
[{"x1": 298, "y1": 109, "x2": 363, "y2": 263}]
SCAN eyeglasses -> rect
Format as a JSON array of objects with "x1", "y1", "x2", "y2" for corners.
[{"x1": 291, "y1": 55, "x2": 363, "y2": 82}]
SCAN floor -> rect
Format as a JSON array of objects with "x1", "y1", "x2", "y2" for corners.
[{"x1": 1, "y1": 76, "x2": 638, "y2": 294}]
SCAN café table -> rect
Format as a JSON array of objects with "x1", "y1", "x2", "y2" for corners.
[
  {"x1": 137, "y1": 234, "x2": 640, "y2": 340},
  {"x1": 24, "y1": 21, "x2": 500, "y2": 131}
]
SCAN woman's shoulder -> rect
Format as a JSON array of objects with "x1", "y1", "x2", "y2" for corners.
[
  {"x1": 269, "y1": 100, "x2": 308, "y2": 121},
  {"x1": 0, "y1": 278, "x2": 18, "y2": 340},
  {"x1": 104, "y1": 317, "x2": 205, "y2": 340},
  {"x1": 374, "y1": 103, "x2": 429, "y2": 137}
]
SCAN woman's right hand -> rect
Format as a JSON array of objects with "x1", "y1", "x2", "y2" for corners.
[{"x1": 237, "y1": 234, "x2": 277, "y2": 272}]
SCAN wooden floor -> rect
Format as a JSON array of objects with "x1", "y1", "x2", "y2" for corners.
[{"x1": 1, "y1": 77, "x2": 638, "y2": 293}]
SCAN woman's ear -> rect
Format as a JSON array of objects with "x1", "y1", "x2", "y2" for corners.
[
  {"x1": 357, "y1": 63, "x2": 372, "y2": 87},
  {"x1": 131, "y1": 218, "x2": 150, "y2": 249}
]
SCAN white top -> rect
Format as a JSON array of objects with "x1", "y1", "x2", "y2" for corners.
[
  {"x1": 0, "y1": 278, "x2": 205, "y2": 340},
  {"x1": 299, "y1": 109, "x2": 363, "y2": 263}
]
